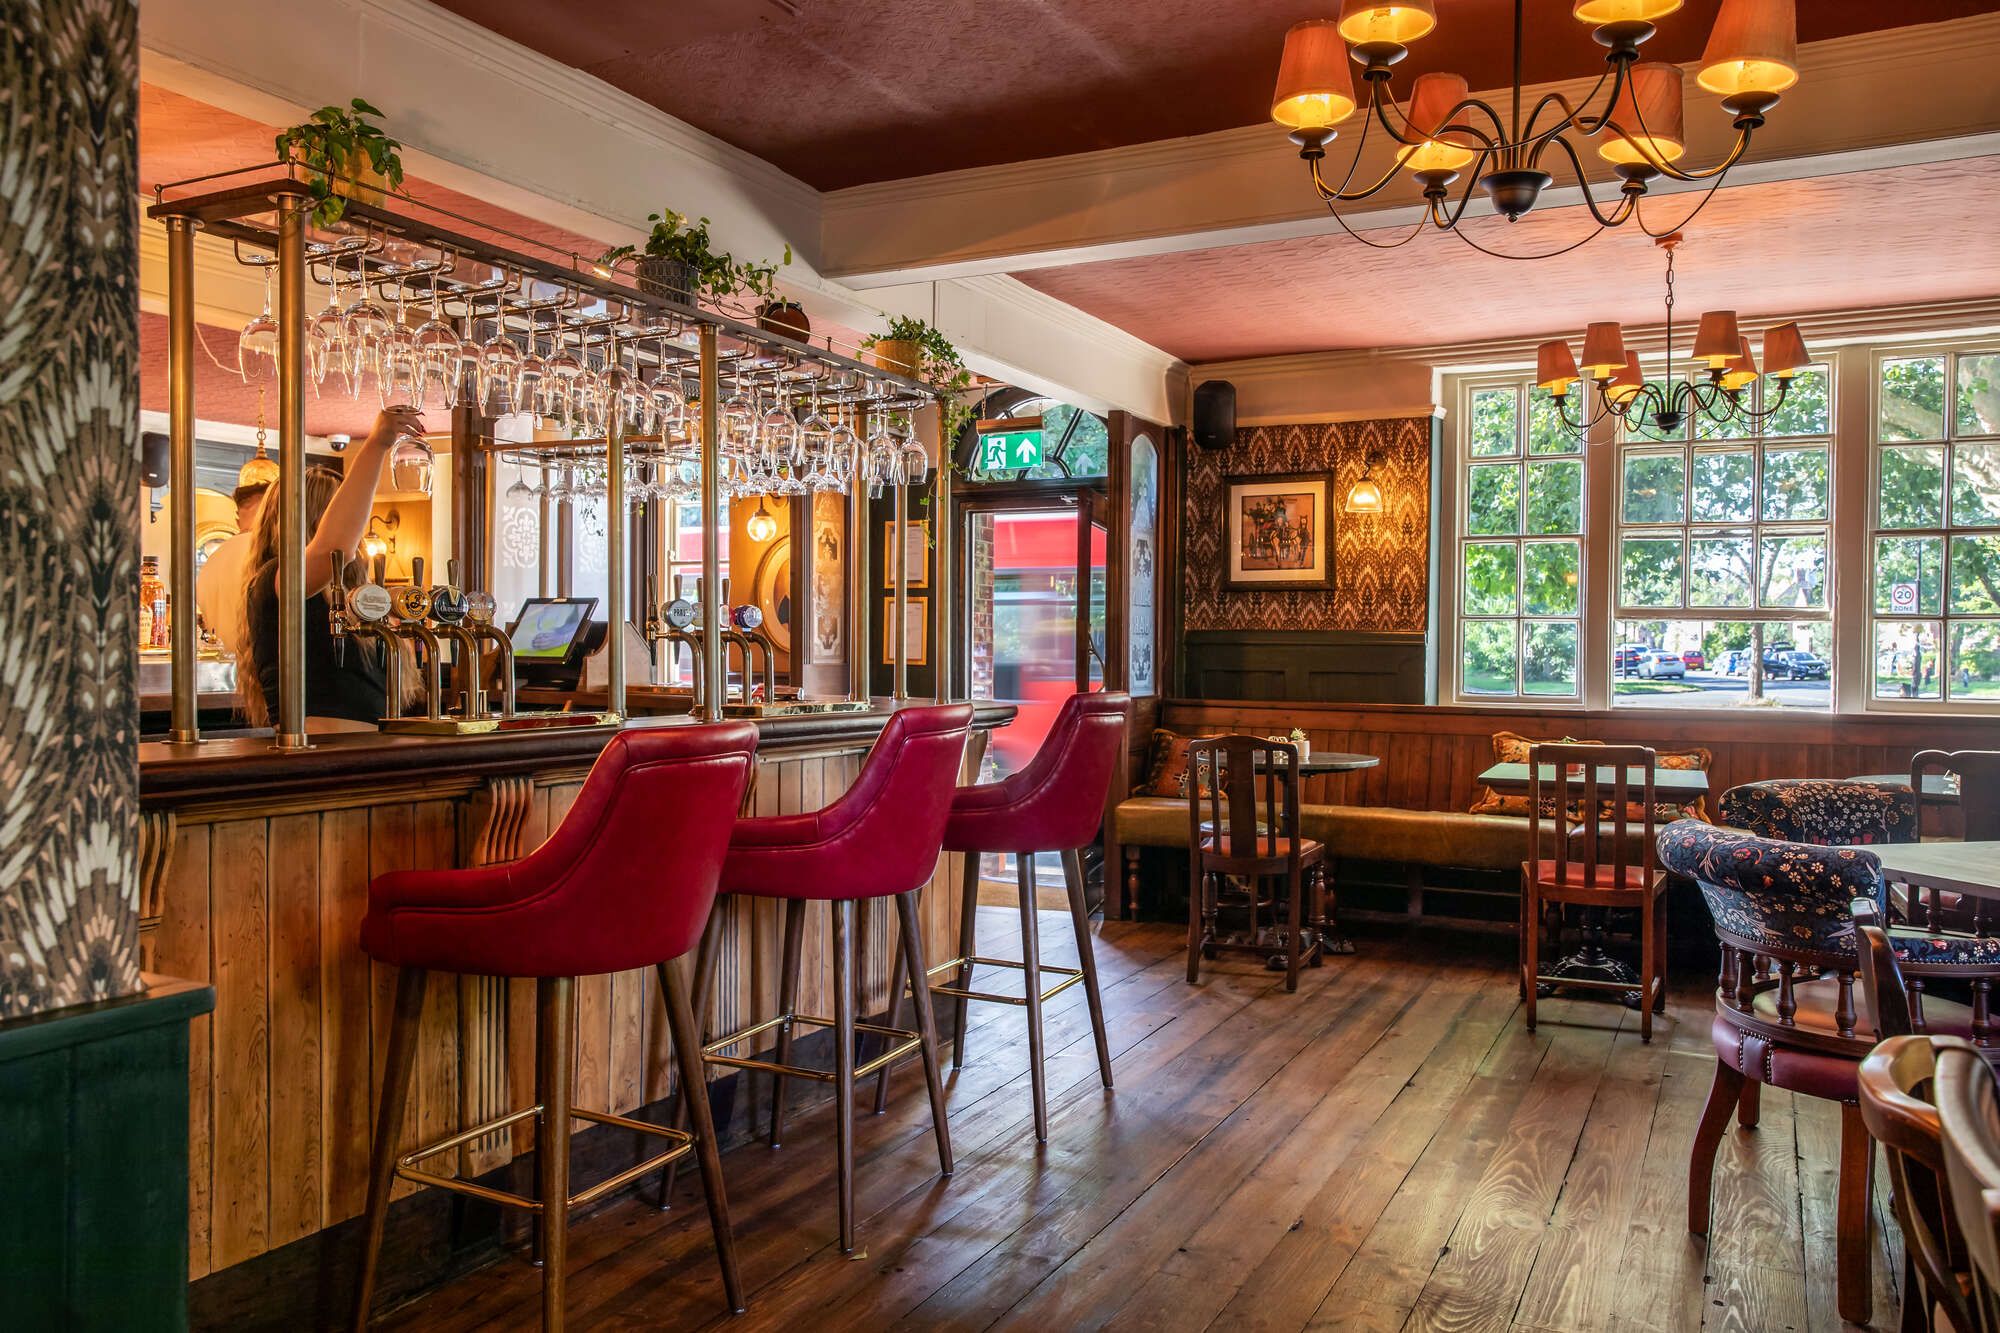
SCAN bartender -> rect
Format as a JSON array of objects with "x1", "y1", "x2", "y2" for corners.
[
  {"x1": 193, "y1": 480, "x2": 268, "y2": 657},
  {"x1": 238, "y1": 406, "x2": 424, "y2": 731}
]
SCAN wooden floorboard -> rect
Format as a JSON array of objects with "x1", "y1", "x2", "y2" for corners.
[{"x1": 378, "y1": 914, "x2": 1900, "y2": 1333}]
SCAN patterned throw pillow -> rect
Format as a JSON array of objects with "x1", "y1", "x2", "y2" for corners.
[{"x1": 1137, "y1": 728, "x2": 1205, "y2": 798}]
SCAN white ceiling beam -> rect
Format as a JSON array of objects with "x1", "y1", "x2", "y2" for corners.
[{"x1": 820, "y1": 14, "x2": 2000, "y2": 287}]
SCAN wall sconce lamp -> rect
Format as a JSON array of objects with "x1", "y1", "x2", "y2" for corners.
[
  {"x1": 1345, "y1": 452, "x2": 1384, "y2": 514},
  {"x1": 363, "y1": 510, "x2": 400, "y2": 560}
]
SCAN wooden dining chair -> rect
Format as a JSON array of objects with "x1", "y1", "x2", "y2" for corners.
[
  {"x1": 1854, "y1": 901, "x2": 1982, "y2": 1333},
  {"x1": 1520, "y1": 743, "x2": 1666, "y2": 1042},
  {"x1": 1186, "y1": 734, "x2": 1324, "y2": 993},
  {"x1": 1934, "y1": 1041, "x2": 2000, "y2": 1331},
  {"x1": 1913, "y1": 749, "x2": 2000, "y2": 842}
]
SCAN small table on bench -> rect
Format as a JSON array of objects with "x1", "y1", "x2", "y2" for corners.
[{"x1": 1476, "y1": 761, "x2": 1711, "y2": 1006}]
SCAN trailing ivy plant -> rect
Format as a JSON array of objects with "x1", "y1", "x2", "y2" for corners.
[
  {"x1": 861, "y1": 316, "x2": 977, "y2": 441},
  {"x1": 597, "y1": 209, "x2": 791, "y2": 305},
  {"x1": 274, "y1": 99, "x2": 405, "y2": 227}
]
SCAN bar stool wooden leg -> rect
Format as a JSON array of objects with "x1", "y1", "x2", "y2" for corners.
[
  {"x1": 1016, "y1": 853, "x2": 1049, "y2": 1142},
  {"x1": 659, "y1": 905, "x2": 723, "y2": 1208},
  {"x1": 951, "y1": 851, "x2": 979, "y2": 1069},
  {"x1": 832, "y1": 899, "x2": 859, "y2": 1252},
  {"x1": 662, "y1": 956, "x2": 745, "y2": 1313},
  {"x1": 896, "y1": 889, "x2": 954, "y2": 1176},
  {"x1": 771, "y1": 898, "x2": 808, "y2": 1142},
  {"x1": 536, "y1": 976, "x2": 575, "y2": 1333},
  {"x1": 352, "y1": 966, "x2": 426, "y2": 1332},
  {"x1": 1062, "y1": 848, "x2": 1112, "y2": 1090}
]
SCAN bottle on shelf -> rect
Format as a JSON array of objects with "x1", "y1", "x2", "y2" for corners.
[{"x1": 139, "y1": 555, "x2": 168, "y2": 649}]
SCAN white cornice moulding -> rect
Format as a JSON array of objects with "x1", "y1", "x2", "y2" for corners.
[{"x1": 821, "y1": 14, "x2": 2000, "y2": 285}]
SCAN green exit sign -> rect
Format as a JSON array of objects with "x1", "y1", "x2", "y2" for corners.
[{"x1": 977, "y1": 416, "x2": 1043, "y2": 470}]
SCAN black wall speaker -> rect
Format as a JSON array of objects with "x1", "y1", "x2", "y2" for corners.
[
  {"x1": 1192, "y1": 380, "x2": 1235, "y2": 450},
  {"x1": 140, "y1": 431, "x2": 170, "y2": 488}
]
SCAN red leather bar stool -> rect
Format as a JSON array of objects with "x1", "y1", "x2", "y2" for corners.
[
  {"x1": 878, "y1": 692, "x2": 1128, "y2": 1141},
  {"x1": 700, "y1": 703, "x2": 972, "y2": 1253},
  {"x1": 351, "y1": 723, "x2": 758, "y2": 1331}
]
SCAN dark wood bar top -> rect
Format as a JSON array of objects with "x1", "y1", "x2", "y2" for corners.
[{"x1": 139, "y1": 699, "x2": 1014, "y2": 806}]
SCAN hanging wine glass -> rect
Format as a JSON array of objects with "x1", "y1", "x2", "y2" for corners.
[
  {"x1": 514, "y1": 317, "x2": 549, "y2": 423},
  {"x1": 545, "y1": 315, "x2": 587, "y2": 429},
  {"x1": 504, "y1": 460, "x2": 535, "y2": 501},
  {"x1": 237, "y1": 264, "x2": 279, "y2": 382},
  {"x1": 342, "y1": 250, "x2": 395, "y2": 392},
  {"x1": 649, "y1": 343, "x2": 688, "y2": 439},
  {"x1": 306, "y1": 259, "x2": 352, "y2": 391},
  {"x1": 376, "y1": 275, "x2": 422, "y2": 408},
  {"x1": 391, "y1": 435, "x2": 435, "y2": 496},
  {"x1": 411, "y1": 271, "x2": 464, "y2": 409},
  {"x1": 478, "y1": 292, "x2": 523, "y2": 415}
]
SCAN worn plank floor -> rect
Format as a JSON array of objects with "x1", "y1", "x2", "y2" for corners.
[{"x1": 381, "y1": 912, "x2": 1903, "y2": 1332}]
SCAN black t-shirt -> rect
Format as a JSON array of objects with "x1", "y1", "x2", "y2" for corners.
[{"x1": 246, "y1": 561, "x2": 388, "y2": 724}]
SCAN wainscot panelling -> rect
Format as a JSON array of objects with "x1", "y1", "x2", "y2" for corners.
[{"x1": 1182, "y1": 630, "x2": 1429, "y2": 705}]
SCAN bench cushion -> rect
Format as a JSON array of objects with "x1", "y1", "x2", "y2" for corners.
[{"x1": 1115, "y1": 798, "x2": 1648, "y2": 874}]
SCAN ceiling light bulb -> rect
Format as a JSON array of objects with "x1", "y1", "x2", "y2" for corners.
[
  {"x1": 1698, "y1": 0, "x2": 1799, "y2": 97},
  {"x1": 745, "y1": 498, "x2": 778, "y2": 543},
  {"x1": 1573, "y1": 0, "x2": 1684, "y2": 23},
  {"x1": 1337, "y1": 0, "x2": 1437, "y2": 47},
  {"x1": 1271, "y1": 21, "x2": 1359, "y2": 130}
]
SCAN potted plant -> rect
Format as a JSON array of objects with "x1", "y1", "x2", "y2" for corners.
[
  {"x1": 274, "y1": 98, "x2": 405, "y2": 227},
  {"x1": 860, "y1": 316, "x2": 977, "y2": 440},
  {"x1": 597, "y1": 209, "x2": 790, "y2": 308}
]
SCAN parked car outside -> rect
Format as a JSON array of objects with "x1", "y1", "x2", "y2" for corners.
[
  {"x1": 1778, "y1": 650, "x2": 1828, "y2": 680},
  {"x1": 1638, "y1": 651, "x2": 1686, "y2": 679},
  {"x1": 1680, "y1": 649, "x2": 1707, "y2": 671},
  {"x1": 1614, "y1": 644, "x2": 1647, "y2": 675},
  {"x1": 1762, "y1": 642, "x2": 1798, "y2": 677},
  {"x1": 1719, "y1": 649, "x2": 1749, "y2": 675}
]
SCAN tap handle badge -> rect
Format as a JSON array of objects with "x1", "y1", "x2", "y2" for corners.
[
  {"x1": 730, "y1": 603, "x2": 764, "y2": 631},
  {"x1": 463, "y1": 590, "x2": 496, "y2": 626},
  {"x1": 664, "y1": 597, "x2": 697, "y2": 631}
]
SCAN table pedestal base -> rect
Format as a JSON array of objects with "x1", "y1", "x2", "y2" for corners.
[{"x1": 1536, "y1": 947, "x2": 1643, "y2": 1009}]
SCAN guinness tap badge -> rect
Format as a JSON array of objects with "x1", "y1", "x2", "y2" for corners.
[{"x1": 429, "y1": 585, "x2": 470, "y2": 626}]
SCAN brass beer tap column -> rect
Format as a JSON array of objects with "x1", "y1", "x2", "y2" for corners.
[
  {"x1": 464, "y1": 589, "x2": 515, "y2": 719},
  {"x1": 389, "y1": 557, "x2": 445, "y2": 721},
  {"x1": 328, "y1": 559, "x2": 405, "y2": 721}
]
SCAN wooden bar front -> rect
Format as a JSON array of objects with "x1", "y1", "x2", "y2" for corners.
[{"x1": 138, "y1": 706, "x2": 1008, "y2": 1279}]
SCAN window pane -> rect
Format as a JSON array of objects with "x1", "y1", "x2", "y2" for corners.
[
  {"x1": 1759, "y1": 534, "x2": 1828, "y2": 608},
  {"x1": 1875, "y1": 621, "x2": 1941, "y2": 700},
  {"x1": 1522, "y1": 540, "x2": 1580, "y2": 616},
  {"x1": 1689, "y1": 534, "x2": 1753, "y2": 608},
  {"x1": 1761, "y1": 446, "x2": 1830, "y2": 521},
  {"x1": 1880, "y1": 356, "x2": 1947, "y2": 442},
  {"x1": 1525, "y1": 459, "x2": 1582, "y2": 534},
  {"x1": 1766, "y1": 366, "x2": 1831, "y2": 437},
  {"x1": 1878, "y1": 446, "x2": 1946, "y2": 529},
  {"x1": 1691, "y1": 449, "x2": 1755, "y2": 523},
  {"x1": 1874, "y1": 536, "x2": 1945, "y2": 616},
  {"x1": 1624, "y1": 386, "x2": 1686, "y2": 443},
  {"x1": 1952, "y1": 443, "x2": 2000, "y2": 527},
  {"x1": 1956, "y1": 354, "x2": 2000, "y2": 437},
  {"x1": 1462, "y1": 542, "x2": 1518, "y2": 615},
  {"x1": 1060, "y1": 411, "x2": 1110, "y2": 478},
  {"x1": 1622, "y1": 452, "x2": 1686, "y2": 525},
  {"x1": 1949, "y1": 621, "x2": 2000, "y2": 701},
  {"x1": 1620, "y1": 537, "x2": 1683, "y2": 608},
  {"x1": 1528, "y1": 386, "x2": 1582, "y2": 455},
  {"x1": 1949, "y1": 535, "x2": 2000, "y2": 613},
  {"x1": 1470, "y1": 388, "x2": 1517, "y2": 457},
  {"x1": 1466, "y1": 463, "x2": 1521, "y2": 536},
  {"x1": 1523, "y1": 622, "x2": 1579, "y2": 696},
  {"x1": 1461, "y1": 621, "x2": 1518, "y2": 695}
]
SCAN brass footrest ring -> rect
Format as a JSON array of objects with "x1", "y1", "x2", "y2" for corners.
[
  {"x1": 701, "y1": 1011, "x2": 923, "y2": 1081},
  {"x1": 920, "y1": 954, "x2": 1083, "y2": 1005},
  {"x1": 395, "y1": 1105, "x2": 695, "y2": 1212}
]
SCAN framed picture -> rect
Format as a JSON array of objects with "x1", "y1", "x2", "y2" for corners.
[
  {"x1": 1223, "y1": 472, "x2": 1332, "y2": 590},
  {"x1": 881, "y1": 595, "x2": 929, "y2": 666},
  {"x1": 881, "y1": 519, "x2": 930, "y2": 589}
]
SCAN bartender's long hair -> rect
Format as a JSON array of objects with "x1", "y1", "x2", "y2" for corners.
[{"x1": 237, "y1": 467, "x2": 341, "y2": 727}]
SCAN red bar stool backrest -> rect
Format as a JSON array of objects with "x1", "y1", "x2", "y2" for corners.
[
  {"x1": 362, "y1": 722, "x2": 759, "y2": 977},
  {"x1": 945, "y1": 692, "x2": 1129, "y2": 853},
  {"x1": 724, "y1": 703, "x2": 973, "y2": 900}
]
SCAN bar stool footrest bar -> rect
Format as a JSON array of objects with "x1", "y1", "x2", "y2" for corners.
[
  {"x1": 920, "y1": 954, "x2": 1083, "y2": 1005},
  {"x1": 395, "y1": 1105, "x2": 695, "y2": 1212},
  {"x1": 702, "y1": 1012, "x2": 922, "y2": 1081}
]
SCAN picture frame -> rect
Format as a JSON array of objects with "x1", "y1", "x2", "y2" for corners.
[
  {"x1": 881, "y1": 595, "x2": 929, "y2": 666},
  {"x1": 1223, "y1": 472, "x2": 1333, "y2": 590},
  {"x1": 881, "y1": 518, "x2": 931, "y2": 589}
]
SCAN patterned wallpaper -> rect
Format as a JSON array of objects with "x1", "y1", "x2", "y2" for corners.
[
  {"x1": 1185, "y1": 417, "x2": 1431, "y2": 633},
  {"x1": 0, "y1": 0, "x2": 142, "y2": 1016}
]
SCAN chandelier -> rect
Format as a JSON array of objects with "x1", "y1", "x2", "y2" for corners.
[
  {"x1": 1535, "y1": 231, "x2": 1810, "y2": 437},
  {"x1": 1270, "y1": 0, "x2": 1799, "y2": 257}
]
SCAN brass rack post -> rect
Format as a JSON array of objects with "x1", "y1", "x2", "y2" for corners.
[
  {"x1": 698, "y1": 324, "x2": 724, "y2": 722},
  {"x1": 848, "y1": 441, "x2": 871, "y2": 705},
  {"x1": 892, "y1": 450, "x2": 909, "y2": 703},
  {"x1": 606, "y1": 378, "x2": 627, "y2": 718},
  {"x1": 165, "y1": 215, "x2": 200, "y2": 744},
  {"x1": 932, "y1": 404, "x2": 953, "y2": 703},
  {"x1": 274, "y1": 199, "x2": 309, "y2": 750}
]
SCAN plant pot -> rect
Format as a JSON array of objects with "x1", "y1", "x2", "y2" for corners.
[
  {"x1": 332, "y1": 157, "x2": 388, "y2": 208},
  {"x1": 757, "y1": 300, "x2": 810, "y2": 341},
  {"x1": 634, "y1": 257, "x2": 700, "y2": 304},
  {"x1": 869, "y1": 338, "x2": 921, "y2": 377}
]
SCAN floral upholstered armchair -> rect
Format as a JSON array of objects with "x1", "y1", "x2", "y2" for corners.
[{"x1": 1717, "y1": 778, "x2": 1918, "y2": 847}]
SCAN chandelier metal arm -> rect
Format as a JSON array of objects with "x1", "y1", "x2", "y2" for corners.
[
  {"x1": 1365, "y1": 76, "x2": 1509, "y2": 153},
  {"x1": 1529, "y1": 134, "x2": 1645, "y2": 229},
  {"x1": 1516, "y1": 62, "x2": 1626, "y2": 151},
  {"x1": 1308, "y1": 148, "x2": 1409, "y2": 206},
  {"x1": 1635, "y1": 171, "x2": 1736, "y2": 239}
]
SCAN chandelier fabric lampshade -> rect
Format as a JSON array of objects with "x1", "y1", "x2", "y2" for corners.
[
  {"x1": 1272, "y1": 20, "x2": 1359, "y2": 130},
  {"x1": 1581, "y1": 322, "x2": 1629, "y2": 380},
  {"x1": 1763, "y1": 321, "x2": 1811, "y2": 378},
  {"x1": 1337, "y1": 0, "x2": 1437, "y2": 47},
  {"x1": 1599, "y1": 62, "x2": 1685, "y2": 165},
  {"x1": 1721, "y1": 337, "x2": 1760, "y2": 392},
  {"x1": 1698, "y1": 0, "x2": 1799, "y2": 97},
  {"x1": 1692, "y1": 310, "x2": 1742, "y2": 367},
  {"x1": 1572, "y1": 0, "x2": 1684, "y2": 23},
  {"x1": 1400, "y1": 72, "x2": 1477, "y2": 172},
  {"x1": 1607, "y1": 351, "x2": 1647, "y2": 404},
  {"x1": 1537, "y1": 340, "x2": 1581, "y2": 396}
]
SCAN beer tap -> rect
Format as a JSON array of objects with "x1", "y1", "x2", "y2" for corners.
[
  {"x1": 648, "y1": 577, "x2": 704, "y2": 710},
  {"x1": 329, "y1": 557, "x2": 405, "y2": 719},
  {"x1": 389, "y1": 555, "x2": 445, "y2": 720},
  {"x1": 723, "y1": 600, "x2": 778, "y2": 703},
  {"x1": 429, "y1": 558, "x2": 482, "y2": 717},
  {"x1": 463, "y1": 582, "x2": 514, "y2": 719}
]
